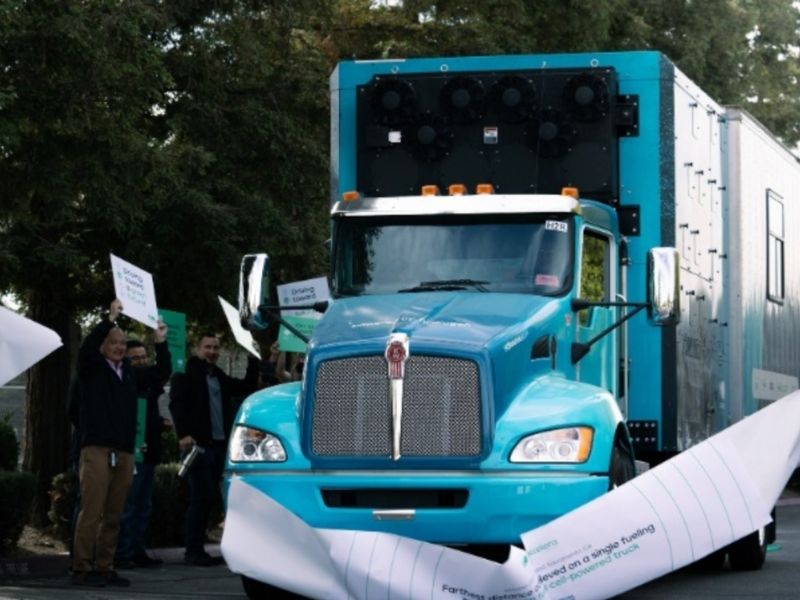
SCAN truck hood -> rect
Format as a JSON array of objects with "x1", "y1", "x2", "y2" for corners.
[{"x1": 311, "y1": 292, "x2": 562, "y2": 352}]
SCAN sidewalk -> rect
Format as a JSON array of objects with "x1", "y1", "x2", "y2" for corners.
[{"x1": 0, "y1": 544, "x2": 221, "y2": 580}]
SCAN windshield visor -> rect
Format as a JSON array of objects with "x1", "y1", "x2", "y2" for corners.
[{"x1": 332, "y1": 214, "x2": 574, "y2": 296}]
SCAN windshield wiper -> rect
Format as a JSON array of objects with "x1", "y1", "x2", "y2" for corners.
[{"x1": 399, "y1": 279, "x2": 489, "y2": 293}]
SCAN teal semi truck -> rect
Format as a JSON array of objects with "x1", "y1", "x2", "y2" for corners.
[{"x1": 228, "y1": 51, "x2": 800, "y2": 597}]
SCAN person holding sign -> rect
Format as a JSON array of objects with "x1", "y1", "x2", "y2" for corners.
[
  {"x1": 114, "y1": 331, "x2": 171, "y2": 570},
  {"x1": 71, "y1": 299, "x2": 166, "y2": 587},
  {"x1": 168, "y1": 333, "x2": 259, "y2": 566}
]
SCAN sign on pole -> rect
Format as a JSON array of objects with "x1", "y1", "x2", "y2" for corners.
[
  {"x1": 276, "y1": 277, "x2": 329, "y2": 353},
  {"x1": 110, "y1": 254, "x2": 159, "y2": 329},
  {"x1": 158, "y1": 308, "x2": 187, "y2": 374}
]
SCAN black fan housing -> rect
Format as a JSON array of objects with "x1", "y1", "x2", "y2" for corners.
[
  {"x1": 438, "y1": 76, "x2": 486, "y2": 124},
  {"x1": 527, "y1": 110, "x2": 576, "y2": 158},
  {"x1": 490, "y1": 75, "x2": 538, "y2": 123},
  {"x1": 370, "y1": 78, "x2": 417, "y2": 126},
  {"x1": 404, "y1": 112, "x2": 454, "y2": 162},
  {"x1": 562, "y1": 73, "x2": 610, "y2": 122}
]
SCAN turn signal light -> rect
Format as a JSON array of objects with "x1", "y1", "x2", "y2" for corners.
[
  {"x1": 448, "y1": 184, "x2": 466, "y2": 196},
  {"x1": 342, "y1": 191, "x2": 360, "y2": 201}
]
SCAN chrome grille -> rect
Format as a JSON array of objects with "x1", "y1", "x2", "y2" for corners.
[{"x1": 312, "y1": 355, "x2": 481, "y2": 457}]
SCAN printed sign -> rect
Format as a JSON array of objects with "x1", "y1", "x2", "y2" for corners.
[
  {"x1": 110, "y1": 254, "x2": 159, "y2": 329},
  {"x1": 545, "y1": 220, "x2": 568, "y2": 233},
  {"x1": 276, "y1": 277, "x2": 330, "y2": 352},
  {"x1": 158, "y1": 309, "x2": 186, "y2": 374},
  {"x1": 752, "y1": 367, "x2": 798, "y2": 401},
  {"x1": 277, "y1": 315, "x2": 320, "y2": 353}
]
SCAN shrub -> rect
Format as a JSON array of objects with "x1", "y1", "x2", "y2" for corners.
[
  {"x1": 147, "y1": 462, "x2": 225, "y2": 548},
  {"x1": 0, "y1": 471, "x2": 36, "y2": 549},
  {"x1": 0, "y1": 412, "x2": 19, "y2": 471},
  {"x1": 48, "y1": 459, "x2": 228, "y2": 550},
  {"x1": 147, "y1": 462, "x2": 189, "y2": 548},
  {"x1": 48, "y1": 470, "x2": 79, "y2": 544},
  {"x1": 160, "y1": 427, "x2": 179, "y2": 464}
]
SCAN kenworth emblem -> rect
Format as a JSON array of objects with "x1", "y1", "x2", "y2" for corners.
[{"x1": 385, "y1": 333, "x2": 409, "y2": 460}]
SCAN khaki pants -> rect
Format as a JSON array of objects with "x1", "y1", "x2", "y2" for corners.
[{"x1": 72, "y1": 446, "x2": 134, "y2": 573}]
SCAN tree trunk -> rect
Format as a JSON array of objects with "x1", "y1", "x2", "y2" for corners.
[{"x1": 22, "y1": 294, "x2": 78, "y2": 527}]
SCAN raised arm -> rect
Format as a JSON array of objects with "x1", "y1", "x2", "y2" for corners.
[{"x1": 77, "y1": 299, "x2": 121, "y2": 377}]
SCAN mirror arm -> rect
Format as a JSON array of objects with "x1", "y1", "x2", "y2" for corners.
[
  {"x1": 255, "y1": 303, "x2": 330, "y2": 344},
  {"x1": 571, "y1": 298, "x2": 648, "y2": 311},
  {"x1": 571, "y1": 304, "x2": 647, "y2": 364}
]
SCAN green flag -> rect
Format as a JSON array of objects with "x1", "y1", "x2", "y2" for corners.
[
  {"x1": 134, "y1": 397, "x2": 147, "y2": 463},
  {"x1": 159, "y1": 308, "x2": 187, "y2": 374}
]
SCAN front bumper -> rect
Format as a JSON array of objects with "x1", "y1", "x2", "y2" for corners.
[{"x1": 223, "y1": 469, "x2": 608, "y2": 544}]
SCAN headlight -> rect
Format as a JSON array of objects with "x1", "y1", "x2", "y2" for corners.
[
  {"x1": 229, "y1": 426, "x2": 287, "y2": 462},
  {"x1": 509, "y1": 427, "x2": 593, "y2": 463}
]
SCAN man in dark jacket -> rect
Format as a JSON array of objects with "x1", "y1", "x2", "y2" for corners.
[
  {"x1": 114, "y1": 337, "x2": 171, "y2": 569},
  {"x1": 169, "y1": 333, "x2": 258, "y2": 566},
  {"x1": 71, "y1": 299, "x2": 169, "y2": 587}
]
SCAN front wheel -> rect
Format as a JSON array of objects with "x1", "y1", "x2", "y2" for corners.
[
  {"x1": 690, "y1": 548, "x2": 726, "y2": 571},
  {"x1": 727, "y1": 527, "x2": 767, "y2": 571},
  {"x1": 609, "y1": 445, "x2": 635, "y2": 489},
  {"x1": 242, "y1": 575, "x2": 309, "y2": 600}
]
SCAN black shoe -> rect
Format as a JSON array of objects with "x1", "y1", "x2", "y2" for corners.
[
  {"x1": 70, "y1": 571, "x2": 105, "y2": 587},
  {"x1": 100, "y1": 570, "x2": 131, "y2": 587},
  {"x1": 132, "y1": 553, "x2": 163, "y2": 568},
  {"x1": 114, "y1": 558, "x2": 137, "y2": 569},
  {"x1": 184, "y1": 552, "x2": 224, "y2": 567}
]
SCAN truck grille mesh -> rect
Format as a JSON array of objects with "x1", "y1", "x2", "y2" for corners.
[{"x1": 312, "y1": 355, "x2": 481, "y2": 457}]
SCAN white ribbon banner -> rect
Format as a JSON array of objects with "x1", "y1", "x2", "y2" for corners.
[{"x1": 222, "y1": 390, "x2": 800, "y2": 600}]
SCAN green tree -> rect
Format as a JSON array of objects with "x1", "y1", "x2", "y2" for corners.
[
  {"x1": 0, "y1": 0, "x2": 176, "y2": 524},
  {"x1": 0, "y1": 0, "x2": 333, "y2": 523},
  {"x1": 329, "y1": 0, "x2": 800, "y2": 145}
]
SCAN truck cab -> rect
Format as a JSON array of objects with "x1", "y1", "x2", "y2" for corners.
[{"x1": 227, "y1": 187, "x2": 677, "y2": 549}]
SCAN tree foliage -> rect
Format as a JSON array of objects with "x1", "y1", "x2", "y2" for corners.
[
  {"x1": 0, "y1": 0, "x2": 798, "y2": 524},
  {"x1": 330, "y1": 0, "x2": 800, "y2": 146}
]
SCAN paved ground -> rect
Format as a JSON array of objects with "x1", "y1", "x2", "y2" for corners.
[{"x1": 0, "y1": 545, "x2": 245, "y2": 600}]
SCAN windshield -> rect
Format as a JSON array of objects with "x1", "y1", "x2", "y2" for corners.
[{"x1": 332, "y1": 214, "x2": 574, "y2": 296}]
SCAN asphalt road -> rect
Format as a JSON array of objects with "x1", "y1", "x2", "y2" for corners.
[{"x1": 2, "y1": 503, "x2": 799, "y2": 600}]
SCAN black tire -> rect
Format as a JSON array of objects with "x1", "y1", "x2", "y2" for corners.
[
  {"x1": 690, "y1": 548, "x2": 726, "y2": 571},
  {"x1": 728, "y1": 527, "x2": 767, "y2": 571},
  {"x1": 241, "y1": 575, "x2": 309, "y2": 600},
  {"x1": 609, "y1": 445, "x2": 635, "y2": 489}
]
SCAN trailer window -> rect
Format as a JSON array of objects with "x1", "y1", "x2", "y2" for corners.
[{"x1": 767, "y1": 190, "x2": 784, "y2": 303}]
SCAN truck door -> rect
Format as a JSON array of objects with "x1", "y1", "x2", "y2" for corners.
[{"x1": 576, "y1": 227, "x2": 618, "y2": 396}]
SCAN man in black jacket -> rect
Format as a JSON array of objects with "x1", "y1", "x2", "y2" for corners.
[
  {"x1": 169, "y1": 333, "x2": 258, "y2": 566},
  {"x1": 71, "y1": 299, "x2": 169, "y2": 587},
  {"x1": 114, "y1": 337, "x2": 171, "y2": 569}
]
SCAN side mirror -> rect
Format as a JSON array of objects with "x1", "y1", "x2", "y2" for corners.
[
  {"x1": 647, "y1": 247, "x2": 680, "y2": 326},
  {"x1": 239, "y1": 253, "x2": 270, "y2": 331}
]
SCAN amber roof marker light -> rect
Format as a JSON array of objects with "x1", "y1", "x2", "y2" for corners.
[
  {"x1": 561, "y1": 187, "x2": 579, "y2": 199},
  {"x1": 448, "y1": 183, "x2": 467, "y2": 196}
]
